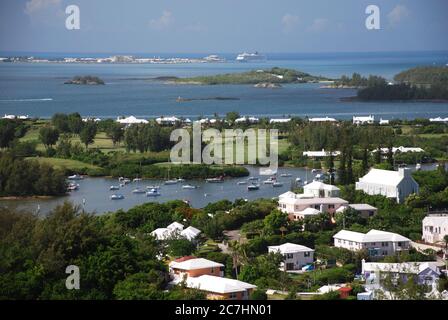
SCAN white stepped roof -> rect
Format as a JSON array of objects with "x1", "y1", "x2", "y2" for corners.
[
  {"x1": 268, "y1": 242, "x2": 314, "y2": 254},
  {"x1": 180, "y1": 226, "x2": 201, "y2": 240},
  {"x1": 304, "y1": 181, "x2": 340, "y2": 191},
  {"x1": 150, "y1": 228, "x2": 175, "y2": 240},
  {"x1": 358, "y1": 168, "x2": 405, "y2": 187},
  {"x1": 297, "y1": 207, "x2": 321, "y2": 216},
  {"x1": 423, "y1": 215, "x2": 448, "y2": 226},
  {"x1": 333, "y1": 229, "x2": 410, "y2": 243},
  {"x1": 169, "y1": 258, "x2": 224, "y2": 270},
  {"x1": 362, "y1": 261, "x2": 440, "y2": 274},
  {"x1": 186, "y1": 275, "x2": 256, "y2": 294},
  {"x1": 167, "y1": 222, "x2": 184, "y2": 231},
  {"x1": 349, "y1": 204, "x2": 378, "y2": 211}
]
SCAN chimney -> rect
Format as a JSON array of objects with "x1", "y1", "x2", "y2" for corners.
[{"x1": 398, "y1": 167, "x2": 410, "y2": 178}]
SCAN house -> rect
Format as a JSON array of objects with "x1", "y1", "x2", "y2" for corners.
[
  {"x1": 303, "y1": 149, "x2": 341, "y2": 158},
  {"x1": 185, "y1": 275, "x2": 256, "y2": 300},
  {"x1": 278, "y1": 195, "x2": 348, "y2": 221},
  {"x1": 355, "y1": 168, "x2": 419, "y2": 203},
  {"x1": 347, "y1": 204, "x2": 378, "y2": 218},
  {"x1": 308, "y1": 116, "x2": 337, "y2": 123},
  {"x1": 353, "y1": 115, "x2": 374, "y2": 125},
  {"x1": 270, "y1": 118, "x2": 291, "y2": 124},
  {"x1": 333, "y1": 229, "x2": 411, "y2": 258},
  {"x1": 268, "y1": 243, "x2": 314, "y2": 271},
  {"x1": 235, "y1": 116, "x2": 259, "y2": 123},
  {"x1": 362, "y1": 259, "x2": 441, "y2": 292},
  {"x1": 429, "y1": 117, "x2": 448, "y2": 123},
  {"x1": 156, "y1": 116, "x2": 180, "y2": 125},
  {"x1": 169, "y1": 257, "x2": 224, "y2": 278},
  {"x1": 303, "y1": 181, "x2": 341, "y2": 198},
  {"x1": 151, "y1": 222, "x2": 201, "y2": 241},
  {"x1": 379, "y1": 118, "x2": 390, "y2": 125},
  {"x1": 116, "y1": 115, "x2": 149, "y2": 125},
  {"x1": 373, "y1": 146, "x2": 425, "y2": 155},
  {"x1": 422, "y1": 214, "x2": 448, "y2": 244}
]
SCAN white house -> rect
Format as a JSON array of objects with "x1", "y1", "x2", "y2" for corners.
[
  {"x1": 429, "y1": 117, "x2": 448, "y2": 123},
  {"x1": 348, "y1": 204, "x2": 378, "y2": 218},
  {"x1": 156, "y1": 116, "x2": 180, "y2": 125},
  {"x1": 355, "y1": 168, "x2": 419, "y2": 203},
  {"x1": 333, "y1": 229, "x2": 411, "y2": 258},
  {"x1": 379, "y1": 118, "x2": 390, "y2": 125},
  {"x1": 278, "y1": 195, "x2": 348, "y2": 221},
  {"x1": 422, "y1": 214, "x2": 448, "y2": 244},
  {"x1": 235, "y1": 116, "x2": 259, "y2": 123},
  {"x1": 151, "y1": 222, "x2": 201, "y2": 241},
  {"x1": 303, "y1": 181, "x2": 341, "y2": 198},
  {"x1": 303, "y1": 149, "x2": 341, "y2": 158},
  {"x1": 270, "y1": 118, "x2": 291, "y2": 124},
  {"x1": 362, "y1": 260, "x2": 441, "y2": 293},
  {"x1": 373, "y1": 146, "x2": 425, "y2": 155},
  {"x1": 268, "y1": 243, "x2": 314, "y2": 271},
  {"x1": 185, "y1": 275, "x2": 257, "y2": 300},
  {"x1": 116, "y1": 116, "x2": 149, "y2": 125},
  {"x1": 353, "y1": 115, "x2": 374, "y2": 125},
  {"x1": 308, "y1": 116, "x2": 337, "y2": 123}
]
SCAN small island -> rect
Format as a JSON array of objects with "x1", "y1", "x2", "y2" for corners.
[
  {"x1": 176, "y1": 96, "x2": 240, "y2": 102},
  {"x1": 64, "y1": 75, "x2": 105, "y2": 85},
  {"x1": 172, "y1": 67, "x2": 331, "y2": 85}
]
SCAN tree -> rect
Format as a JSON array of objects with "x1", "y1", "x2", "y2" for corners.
[
  {"x1": 0, "y1": 121, "x2": 17, "y2": 149},
  {"x1": 263, "y1": 210, "x2": 288, "y2": 234},
  {"x1": 226, "y1": 111, "x2": 240, "y2": 125},
  {"x1": 361, "y1": 147, "x2": 369, "y2": 176},
  {"x1": 167, "y1": 238, "x2": 196, "y2": 257},
  {"x1": 250, "y1": 289, "x2": 268, "y2": 300},
  {"x1": 67, "y1": 113, "x2": 84, "y2": 134},
  {"x1": 80, "y1": 122, "x2": 97, "y2": 149},
  {"x1": 106, "y1": 123, "x2": 124, "y2": 146},
  {"x1": 39, "y1": 127, "x2": 59, "y2": 149}
]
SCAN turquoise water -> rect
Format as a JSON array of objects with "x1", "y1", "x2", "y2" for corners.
[{"x1": 0, "y1": 51, "x2": 447, "y2": 120}]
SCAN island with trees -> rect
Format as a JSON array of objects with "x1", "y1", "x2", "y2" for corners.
[{"x1": 64, "y1": 75, "x2": 105, "y2": 85}]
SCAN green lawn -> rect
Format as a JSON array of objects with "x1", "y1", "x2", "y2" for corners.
[{"x1": 27, "y1": 157, "x2": 102, "y2": 171}]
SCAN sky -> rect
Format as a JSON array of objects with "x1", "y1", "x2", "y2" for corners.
[{"x1": 0, "y1": 0, "x2": 447, "y2": 54}]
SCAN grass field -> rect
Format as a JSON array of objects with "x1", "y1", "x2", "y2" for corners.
[{"x1": 27, "y1": 157, "x2": 102, "y2": 171}]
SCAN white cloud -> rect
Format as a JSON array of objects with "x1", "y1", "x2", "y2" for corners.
[
  {"x1": 307, "y1": 18, "x2": 329, "y2": 32},
  {"x1": 149, "y1": 10, "x2": 174, "y2": 30},
  {"x1": 24, "y1": 0, "x2": 61, "y2": 15},
  {"x1": 387, "y1": 5, "x2": 410, "y2": 26},
  {"x1": 281, "y1": 14, "x2": 299, "y2": 33}
]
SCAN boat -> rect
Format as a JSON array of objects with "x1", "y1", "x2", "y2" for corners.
[
  {"x1": 280, "y1": 173, "x2": 292, "y2": 177},
  {"x1": 146, "y1": 185, "x2": 160, "y2": 190},
  {"x1": 164, "y1": 180, "x2": 179, "y2": 185},
  {"x1": 236, "y1": 52, "x2": 266, "y2": 62},
  {"x1": 205, "y1": 176, "x2": 224, "y2": 183},
  {"x1": 133, "y1": 178, "x2": 142, "y2": 182},
  {"x1": 110, "y1": 185, "x2": 120, "y2": 191},
  {"x1": 416, "y1": 163, "x2": 422, "y2": 171},
  {"x1": 68, "y1": 174, "x2": 83, "y2": 180},
  {"x1": 247, "y1": 177, "x2": 259, "y2": 181},
  {"x1": 146, "y1": 188, "x2": 160, "y2": 197},
  {"x1": 119, "y1": 183, "x2": 125, "y2": 187},
  {"x1": 247, "y1": 184, "x2": 260, "y2": 191},
  {"x1": 182, "y1": 184, "x2": 197, "y2": 189},
  {"x1": 110, "y1": 194, "x2": 125, "y2": 200},
  {"x1": 273, "y1": 182, "x2": 283, "y2": 187},
  {"x1": 132, "y1": 188, "x2": 146, "y2": 194},
  {"x1": 68, "y1": 183, "x2": 79, "y2": 191},
  {"x1": 122, "y1": 178, "x2": 131, "y2": 184},
  {"x1": 263, "y1": 177, "x2": 276, "y2": 184},
  {"x1": 295, "y1": 177, "x2": 302, "y2": 183},
  {"x1": 177, "y1": 178, "x2": 185, "y2": 182},
  {"x1": 311, "y1": 169, "x2": 321, "y2": 173},
  {"x1": 204, "y1": 54, "x2": 225, "y2": 62},
  {"x1": 237, "y1": 181, "x2": 248, "y2": 185}
]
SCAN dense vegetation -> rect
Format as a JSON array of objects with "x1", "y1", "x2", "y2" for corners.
[
  {"x1": 394, "y1": 66, "x2": 448, "y2": 86},
  {"x1": 175, "y1": 67, "x2": 330, "y2": 85},
  {"x1": 64, "y1": 75, "x2": 105, "y2": 85}
]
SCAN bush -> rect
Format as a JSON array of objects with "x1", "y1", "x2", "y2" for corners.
[{"x1": 250, "y1": 289, "x2": 267, "y2": 300}]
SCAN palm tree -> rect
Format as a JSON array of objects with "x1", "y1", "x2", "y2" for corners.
[{"x1": 228, "y1": 240, "x2": 248, "y2": 279}]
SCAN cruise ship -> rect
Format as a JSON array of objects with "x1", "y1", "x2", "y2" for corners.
[
  {"x1": 235, "y1": 52, "x2": 266, "y2": 62},
  {"x1": 203, "y1": 54, "x2": 226, "y2": 63}
]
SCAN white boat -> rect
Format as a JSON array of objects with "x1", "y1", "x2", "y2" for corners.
[
  {"x1": 133, "y1": 178, "x2": 142, "y2": 182},
  {"x1": 146, "y1": 185, "x2": 160, "y2": 190},
  {"x1": 68, "y1": 183, "x2": 79, "y2": 191},
  {"x1": 280, "y1": 173, "x2": 292, "y2": 177},
  {"x1": 273, "y1": 182, "x2": 283, "y2": 187},
  {"x1": 68, "y1": 174, "x2": 83, "y2": 180},
  {"x1": 416, "y1": 163, "x2": 422, "y2": 171},
  {"x1": 132, "y1": 188, "x2": 146, "y2": 194},
  {"x1": 177, "y1": 178, "x2": 185, "y2": 182},
  {"x1": 146, "y1": 188, "x2": 160, "y2": 197},
  {"x1": 122, "y1": 178, "x2": 131, "y2": 184},
  {"x1": 182, "y1": 184, "x2": 197, "y2": 189},
  {"x1": 237, "y1": 181, "x2": 248, "y2": 185},
  {"x1": 247, "y1": 177, "x2": 259, "y2": 181},
  {"x1": 236, "y1": 52, "x2": 266, "y2": 62},
  {"x1": 110, "y1": 185, "x2": 120, "y2": 191},
  {"x1": 247, "y1": 184, "x2": 260, "y2": 191},
  {"x1": 295, "y1": 177, "x2": 302, "y2": 182},
  {"x1": 110, "y1": 194, "x2": 125, "y2": 200},
  {"x1": 263, "y1": 178, "x2": 276, "y2": 184},
  {"x1": 311, "y1": 169, "x2": 321, "y2": 173},
  {"x1": 205, "y1": 177, "x2": 224, "y2": 183},
  {"x1": 164, "y1": 180, "x2": 179, "y2": 185},
  {"x1": 204, "y1": 55, "x2": 225, "y2": 62}
]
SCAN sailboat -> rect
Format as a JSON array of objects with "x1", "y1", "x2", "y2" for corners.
[{"x1": 164, "y1": 167, "x2": 179, "y2": 185}]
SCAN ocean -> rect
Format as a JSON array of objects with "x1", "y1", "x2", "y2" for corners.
[{"x1": 0, "y1": 51, "x2": 447, "y2": 120}]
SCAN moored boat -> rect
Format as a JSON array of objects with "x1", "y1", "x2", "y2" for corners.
[
  {"x1": 182, "y1": 184, "x2": 197, "y2": 189},
  {"x1": 247, "y1": 184, "x2": 260, "y2": 191},
  {"x1": 110, "y1": 194, "x2": 125, "y2": 200},
  {"x1": 68, "y1": 174, "x2": 83, "y2": 180},
  {"x1": 146, "y1": 188, "x2": 160, "y2": 197},
  {"x1": 110, "y1": 185, "x2": 120, "y2": 191}
]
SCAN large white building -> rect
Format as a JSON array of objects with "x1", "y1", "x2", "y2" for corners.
[
  {"x1": 303, "y1": 149, "x2": 341, "y2": 158},
  {"x1": 422, "y1": 214, "x2": 448, "y2": 244},
  {"x1": 353, "y1": 115, "x2": 374, "y2": 125},
  {"x1": 303, "y1": 181, "x2": 341, "y2": 198},
  {"x1": 308, "y1": 116, "x2": 337, "y2": 123},
  {"x1": 355, "y1": 168, "x2": 419, "y2": 203},
  {"x1": 333, "y1": 229, "x2": 411, "y2": 258},
  {"x1": 268, "y1": 243, "x2": 314, "y2": 271},
  {"x1": 116, "y1": 115, "x2": 148, "y2": 125}
]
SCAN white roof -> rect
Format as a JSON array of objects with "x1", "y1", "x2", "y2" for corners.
[
  {"x1": 349, "y1": 204, "x2": 378, "y2": 211},
  {"x1": 358, "y1": 168, "x2": 406, "y2": 187},
  {"x1": 304, "y1": 181, "x2": 340, "y2": 192},
  {"x1": 156, "y1": 116, "x2": 180, "y2": 122},
  {"x1": 270, "y1": 118, "x2": 291, "y2": 123},
  {"x1": 296, "y1": 207, "x2": 321, "y2": 216},
  {"x1": 278, "y1": 191, "x2": 297, "y2": 199},
  {"x1": 362, "y1": 261, "x2": 440, "y2": 274},
  {"x1": 170, "y1": 258, "x2": 224, "y2": 271},
  {"x1": 423, "y1": 215, "x2": 448, "y2": 226},
  {"x1": 151, "y1": 228, "x2": 175, "y2": 240},
  {"x1": 309, "y1": 117, "x2": 337, "y2": 122},
  {"x1": 186, "y1": 275, "x2": 256, "y2": 294},
  {"x1": 334, "y1": 229, "x2": 411, "y2": 243},
  {"x1": 280, "y1": 197, "x2": 348, "y2": 206},
  {"x1": 375, "y1": 146, "x2": 425, "y2": 154},
  {"x1": 116, "y1": 116, "x2": 148, "y2": 124},
  {"x1": 268, "y1": 242, "x2": 314, "y2": 254},
  {"x1": 430, "y1": 117, "x2": 448, "y2": 122},
  {"x1": 167, "y1": 222, "x2": 184, "y2": 231},
  {"x1": 353, "y1": 115, "x2": 374, "y2": 121},
  {"x1": 180, "y1": 226, "x2": 202, "y2": 240},
  {"x1": 303, "y1": 149, "x2": 341, "y2": 157}
]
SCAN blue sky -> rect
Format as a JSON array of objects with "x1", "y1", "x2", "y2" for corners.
[{"x1": 0, "y1": 0, "x2": 447, "y2": 53}]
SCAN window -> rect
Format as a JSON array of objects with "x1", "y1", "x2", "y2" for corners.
[
  {"x1": 286, "y1": 253, "x2": 294, "y2": 259},
  {"x1": 229, "y1": 292, "x2": 237, "y2": 299},
  {"x1": 211, "y1": 267, "x2": 214, "y2": 273},
  {"x1": 328, "y1": 204, "x2": 335, "y2": 209},
  {"x1": 304, "y1": 252, "x2": 310, "y2": 257},
  {"x1": 349, "y1": 241, "x2": 353, "y2": 246},
  {"x1": 382, "y1": 242, "x2": 388, "y2": 247},
  {"x1": 398, "y1": 242, "x2": 402, "y2": 247}
]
